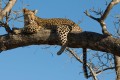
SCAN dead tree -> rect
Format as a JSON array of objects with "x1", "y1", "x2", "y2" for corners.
[{"x1": 0, "y1": 0, "x2": 120, "y2": 80}]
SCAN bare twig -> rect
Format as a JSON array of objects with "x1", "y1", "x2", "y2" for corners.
[
  {"x1": 89, "y1": 8, "x2": 103, "y2": 16},
  {"x1": 89, "y1": 67, "x2": 115, "y2": 77},
  {"x1": 84, "y1": 10, "x2": 99, "y2": 21}
]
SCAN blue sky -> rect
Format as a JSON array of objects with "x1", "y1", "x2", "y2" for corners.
[{"x1": 0, "y1": 0, "x2": 119, "y2": 80}]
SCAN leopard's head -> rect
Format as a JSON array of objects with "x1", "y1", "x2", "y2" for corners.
[{"x1": 23, "y1": 8, "x2": 38, "y2": 23}]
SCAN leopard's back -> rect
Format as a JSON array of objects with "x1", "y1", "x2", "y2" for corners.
[{"x1": 35, "y1": 17, "x2": 82, "y2": 32}]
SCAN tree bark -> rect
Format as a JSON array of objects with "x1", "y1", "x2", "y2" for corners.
[{"x1": 0, "y1": 29, "x2": 120, "y2": 56}]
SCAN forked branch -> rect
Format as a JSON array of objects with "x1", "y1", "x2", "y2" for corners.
[{"x1": 85, "y1": 0, "x2": 120, "y2": 36}]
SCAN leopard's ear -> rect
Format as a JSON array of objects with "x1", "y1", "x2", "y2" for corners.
[
  {"x1": 22, "y1": 8, "x2": 28, "y2": 13},
  {"x1": 33, "y1": 10, "x2": 38, "y2": 14}
]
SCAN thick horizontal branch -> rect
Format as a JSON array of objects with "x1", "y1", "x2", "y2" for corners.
[{"x1": 0, "y1": 30, "x2": 120, "y2": 56}]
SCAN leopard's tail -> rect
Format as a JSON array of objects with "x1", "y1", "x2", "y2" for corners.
[{"x1": 83, "y1": 48, "x2": 88, "y2": 78}]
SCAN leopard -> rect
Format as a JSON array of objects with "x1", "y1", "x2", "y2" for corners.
[
  {"x1": 22, "y1": 8, "x2": 88, "y2": 78},
  {"x1": 22, "y1": 8, "x2": 83, "y2": 55}
]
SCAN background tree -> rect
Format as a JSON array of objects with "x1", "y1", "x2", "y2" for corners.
[{"x1": 0, "y1": 0, "x2": 120, "y2": 80}]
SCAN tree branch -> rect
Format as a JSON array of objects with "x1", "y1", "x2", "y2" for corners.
[
  {"x1": 85, "y1": 0, "x2": 120, "y2": 36},
  {"x1": 84, "y1": 10, "x2": 99, "y2": 21},
  {"x1": 95, "y1": 67, "x2": 115, "y2": 75},
  {"x1": 0, "y1": 0, "x2": 16, "y2": 20},
  {"x1": 0, "y1": 29, "x2": 120, "y2": 57},
  {"x1": 0, "y1": 21, "x2": 12, "y2": 33},
  {"x1": 101, "y1": 0, "x2": 120, "y2": 20},
  {"x1": 66, "y1": 48, "x2": 98, "y2": 80}
]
